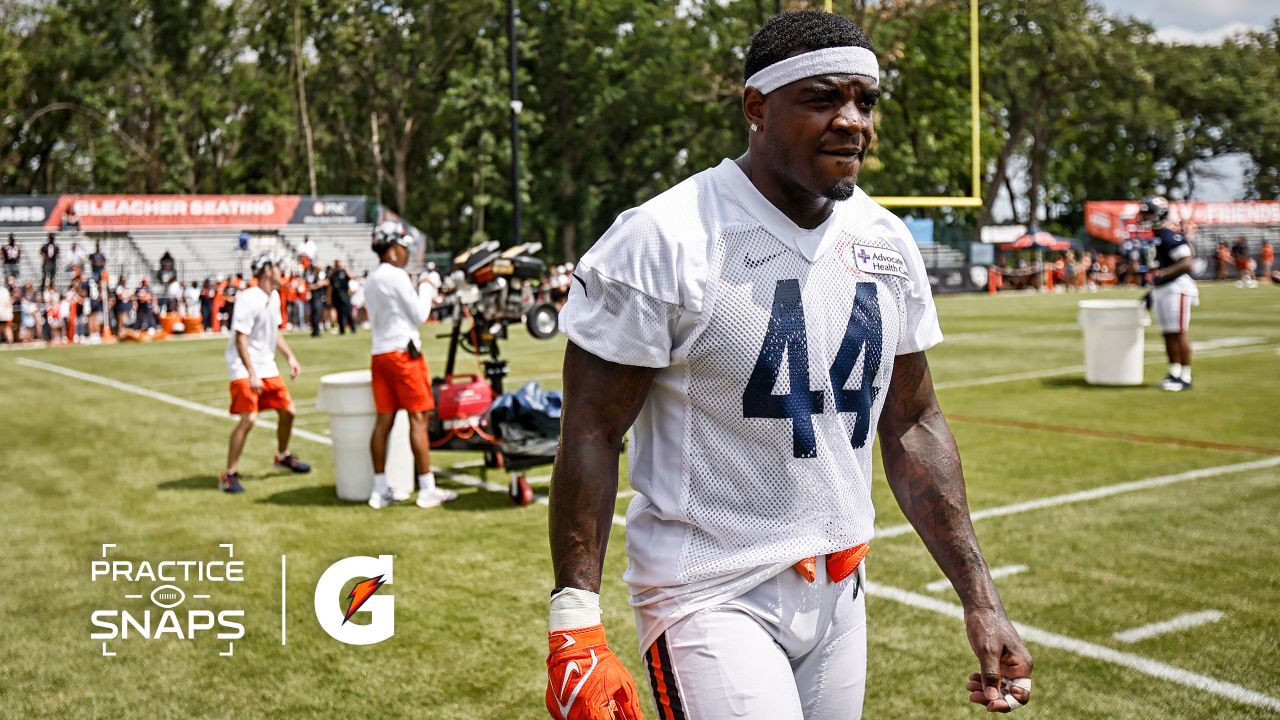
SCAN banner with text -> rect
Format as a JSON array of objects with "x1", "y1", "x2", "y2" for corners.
[
  {"x1": 1085, "y1": 200, "x2": 1280, "y2": 243},
  {"x1": 0, "y1": 195, "x2": 369, "y2": 230}
]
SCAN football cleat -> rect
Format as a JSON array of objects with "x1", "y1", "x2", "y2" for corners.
[
  {"x1": 368, "y1": 488, "x2": 400, "y2": 509},
  {"x1": 416, "y1": 487, "x2": 459, "y2": 509},
  {"x1": 273, "y1": 452, "x2": 311, "y2": 473},
  {"x1": 546, "y1": 625, "x2": 645, "y2": 720},
  {"x1": 1159, "y1": 376, "x2": 1189, "y2": 392},
  {"x1": 219, "y1": 471, "x2": 245, "y2": 494}
]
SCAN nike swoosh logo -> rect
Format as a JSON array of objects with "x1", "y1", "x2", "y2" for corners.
[
  {"x1": 744, "y1": 250, "x2": 784, "y2": 269},
  {"x1": 558, "y1": 660, "x2": 581, "y2": 698},
  {"x1": 572, "y1": 273, "x2": 589, "y2": 298},
  {"x1": 554, "y1": 649, "x2": 599, "y2": 718}
]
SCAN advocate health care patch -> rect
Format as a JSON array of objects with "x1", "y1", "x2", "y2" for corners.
[{"x1": 852, "y1": 244, "x2": 909, "y2": 280}]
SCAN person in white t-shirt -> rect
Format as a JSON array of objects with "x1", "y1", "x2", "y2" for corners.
[
  {"x1": 183, "y1": 281, "x2": 200, "y2": 316},
  {"x1": 362, "y1": 222, "x2": 457, "y2": 510},
  {"x1": 544, "y1": 12, "x2": 1032, "y2": 720},
  {"x1": 423, "y1": 260, "x2": 443, "y2": 294},
  {"x1": 220, "y1": 254, "x2": 310, "y2": 493},
  {"x1": 298, "y1": 235, "x2": 318, "y2": 265}
]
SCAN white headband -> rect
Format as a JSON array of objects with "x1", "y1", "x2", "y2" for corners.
[{"x1": 745, "y1": 46, "x2": 879, "y2": 94}]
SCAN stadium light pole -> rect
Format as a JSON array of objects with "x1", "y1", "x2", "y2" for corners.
[{"x1": 507, "y1": 0, "x2": 523, "y2": 248}]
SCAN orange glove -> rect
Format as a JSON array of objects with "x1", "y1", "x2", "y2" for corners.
[{"x1": 546, "y1": 624, "x2": 645, "y2": 720}]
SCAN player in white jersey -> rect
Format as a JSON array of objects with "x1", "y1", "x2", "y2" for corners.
[
  {"x1": 220, "y1": 254, "x2": 309, "y2": 493},
  {"x1": 544, "y1": 12, "x2": 1033, "y2": 720},
  {"x1": 363, "y1": 222, "x2": 457, "y2": 509}
]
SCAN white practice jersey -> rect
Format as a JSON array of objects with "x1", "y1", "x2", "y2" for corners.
[
  {"x1": 364, "y1": 262, "x2": 432, "y2": 355},
  {"x1": 559, "y1": 159, "x2": 943, "y2": 652},
  {"x1": 224, "y1": 286, "x2": 282, "y2": 381}
]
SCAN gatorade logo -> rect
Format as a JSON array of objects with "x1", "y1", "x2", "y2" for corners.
[{"x1": 313, "y1": 555, "x2": 394, "y2": 645}]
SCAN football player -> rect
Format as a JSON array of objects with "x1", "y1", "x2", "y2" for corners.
[
  {"x1": 363, "y1": 221, "x2": 457, "y2": 509},
  {"x1": 220, "y1": 254, "x2": 310, "y2": 493},
  {"x1": 1140, "y1": 196, "x2": 1198, "y2": 391},
  {"x1": 545, "y1": 11, "x2": 1032, "y2": 720}
]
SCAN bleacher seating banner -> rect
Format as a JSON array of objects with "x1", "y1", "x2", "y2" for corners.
[
  {"x1": 0, "y1": 195, "x2": 368, "y2": 229},
  {"x1": 1085, "y1": 200, "x2": 1280, "y2": 243}
]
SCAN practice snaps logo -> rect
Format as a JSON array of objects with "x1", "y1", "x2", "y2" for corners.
[
  {"x1": 90, "y1": 543, "x2": 245, "y2": 657},
  {"x1": 313, "y1": 555, "x2": 394, "y2": 646}
]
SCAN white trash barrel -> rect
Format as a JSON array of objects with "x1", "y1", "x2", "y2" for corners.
[
  {"x1": 316, "y1": 370, "x2": 415, "y2": 501},
  {"x1": 1077, "y1": 300, "x2": 1150, "y2": 386}
]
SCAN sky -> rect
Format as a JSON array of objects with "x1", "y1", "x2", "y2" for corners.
[{"x1": 1095, "y1": 0, "x2": 1276, "y2": 43}]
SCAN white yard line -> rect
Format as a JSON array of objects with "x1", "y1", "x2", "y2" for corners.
[
  {"x1": 15, "y1": 356, "x2": 623, "y2": 526},
  {"x1": 17, "y1": 357, "x2": 334, "y2": 447},
  {"x1": 877, "y1": 456, "x2": 1280, "y2": 539},
  {"x1": 933, "y1": 343, "x2": 1278, "y2": 391},
  {"x1": 450, "y1": 459, "x2": 487, "y2": 470},
  {"x1": 18, "y1": 356, "x2": 1280, "y2": 708},
  {"x1": 925, "y1": 564, "x2": 1027, "y2": 593},
  {"x1": 933, "y1": 365, "x2": 1086, "y2": 391},
  {"x1": 868, "y1": 582, "x2": 1280, "y2": 714},
  {"x1": 1194, "y1": 344, "x2": 1279, "y2": 360},
  {"x1": 135, "y1": 364, "x2": 354, "y2": 389},
  {"x1": 1192, "y1": 336, "x2": 1264, "y2": 351},
  {"x1": 21, "y1": 354, "x2": 1278, "y2": 538},
  {"x1": 943, "y1": 322, "x2": 1082, "y2": 341},
  {"x1": 1114, "y1": 610, "x2": 1225, "y2": 644}
]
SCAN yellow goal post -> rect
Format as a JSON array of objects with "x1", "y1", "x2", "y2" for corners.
[{"x1": 823, "y1": 0, "x2": 983, "y2": 209}]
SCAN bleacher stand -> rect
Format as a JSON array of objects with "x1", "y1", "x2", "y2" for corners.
[{"x1": 0, "y1": 224, "x2": 398, "y2": 290}]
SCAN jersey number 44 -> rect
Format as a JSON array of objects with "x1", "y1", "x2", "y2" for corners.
[{"x1": 743, "y1": 279, "x2": 883, "y2": 459}]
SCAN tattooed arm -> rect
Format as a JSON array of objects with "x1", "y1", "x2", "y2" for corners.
[
  {"x1": 550, "y1": 340, "x2": 657, "y2": 593},
  {"x1": 878, "y1": 351, "x2": 1034, "y2": 713}
]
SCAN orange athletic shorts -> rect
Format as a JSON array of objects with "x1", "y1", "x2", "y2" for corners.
[
  {"x1": 371, "y1": 350, "x2": 434, "y2": 414},
  {"x1": 229, "y1": 375, "x2": 292, "y2": 415}
]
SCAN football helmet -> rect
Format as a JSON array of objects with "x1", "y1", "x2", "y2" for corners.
[{"x1": 1137, "y1": 196, "x2": 1169, "y2": 223}]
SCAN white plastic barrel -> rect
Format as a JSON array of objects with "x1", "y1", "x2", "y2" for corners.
[
  {"x1": 1077, "y1": 300, "x2": 1150, "y2": 386},
  {"x1": 316, "y1": 370, "x2": 414, "y2": 501}
]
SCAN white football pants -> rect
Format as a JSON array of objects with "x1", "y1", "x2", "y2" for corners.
[
  {"x1": 642, "y1": 562, "x2": 866, "y2": 719},
  {"x1": 1152, "y1": 286, "x2": 1197, "y2": 334}
]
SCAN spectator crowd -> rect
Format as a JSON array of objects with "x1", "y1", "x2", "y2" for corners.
[
  {"x1": 2, "y1": 228, "x2": 1272, "y2": 347},
  {"x1": 0, "y1": 232, "x2": 582, "y2": 348}
]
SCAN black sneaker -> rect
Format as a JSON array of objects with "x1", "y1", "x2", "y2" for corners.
[
  {"x1": 219, "y1": 471, "x2": 245, "y2": 493},
  {"x1": 273, "y1": 452, "x2": 311, "y2": 473}
]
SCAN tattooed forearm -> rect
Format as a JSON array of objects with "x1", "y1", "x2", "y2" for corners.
[
  {"x1": 878, "y1": 352, "x2": 1002, "y2": 612},
  {"x1": 549, "y1": 341, "x2": 657, "y2": 592}
]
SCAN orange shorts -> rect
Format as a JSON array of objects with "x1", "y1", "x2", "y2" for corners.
[
  {"x1": 371, "y1": 351, "x2": 434, "y2": 414},
  {"x1": 229, "y1": 376, "x2": 293, "y2": 415}
]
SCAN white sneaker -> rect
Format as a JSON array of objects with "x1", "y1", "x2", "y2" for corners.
[
  {"x1": 368, "y1": 489, "x2": 399, "y2": 509},
  {"x1": 1159, "y1": 376, "x2": 1187, "y2": 392},
  {"x1": 416, "y1": 487, "x2": 459, "y2": 508}
]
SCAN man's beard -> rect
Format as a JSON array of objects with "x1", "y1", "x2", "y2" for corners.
[{"x1": 823, "y1": 177, "x2": 858, "y2": 201}]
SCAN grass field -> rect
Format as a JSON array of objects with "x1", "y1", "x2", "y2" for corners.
[{"x1": 2, "y1": 282, "x2": 1278, "y2": 719}]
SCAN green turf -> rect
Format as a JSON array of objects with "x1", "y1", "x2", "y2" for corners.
[{"x1": 2, "y1": 282, "x2": 1278, "y2": 719}]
